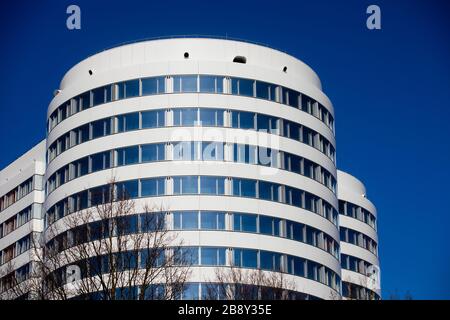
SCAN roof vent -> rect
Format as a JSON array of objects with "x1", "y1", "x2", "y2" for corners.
[
  {"x1": 184, "y1": 52, "x2": 189, "y2": 59},
  {"x1": 283, "y1": 66, "x2": 287, "y2": 73},
  {"x1": 88, "y1": 69, "x2": 93, "y2": 75},
  {"x1": 233, "y1": 56, "x2": 247, "y2": 64}
]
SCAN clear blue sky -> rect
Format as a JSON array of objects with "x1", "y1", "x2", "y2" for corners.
[{"x1": 0, "y1": 0, "x2": 449, "y2": 299}]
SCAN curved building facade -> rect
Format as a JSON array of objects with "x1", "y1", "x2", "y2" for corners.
[
  {"x1": 337, "y1": 170, "x2": 380, "y2": 300},
  {"x1": 24, "y1": 37, "x2": 380, "y2": 300}
]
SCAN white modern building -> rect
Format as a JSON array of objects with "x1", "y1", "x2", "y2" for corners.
[
  {"x1": 0, "y1": 141, "x2": 46, "y2": 298},
  {"x1": 337, "y1": 171, "x2": 380, "y2": 299},
  {"x1": 0, "y1": 37, "x2": 380, "y2": 300}
]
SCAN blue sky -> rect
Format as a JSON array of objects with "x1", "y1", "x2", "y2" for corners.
[{"x1": 0, "y1": 0, "x2": 449, "y2": 299}]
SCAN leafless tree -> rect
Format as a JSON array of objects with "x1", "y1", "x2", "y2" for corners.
[
  {"x1": 1, "y1": 179, "x2": 191, "y2": 300},
  {"x1": 203, "y1": 266, "x2": 298, "y2": 300}
]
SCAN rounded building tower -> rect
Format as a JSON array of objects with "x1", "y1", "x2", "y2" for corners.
[
  {"x1": 337, "y1": 170, "x2": 380, "y2": 299},
  {"x1": 44, "y1": 37, "x2": 341, "y2": 300}
]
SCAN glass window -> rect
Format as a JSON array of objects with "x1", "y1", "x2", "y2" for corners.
[
  {"x1": 200, "y1": 211, "x2": 225, "y2": 230},
  {"x1": 173, "y1": 141, "x2": 194, "y2": 161},
  {"x1": 173, "y1": 108, "x2": 198, "y2": 126},
  {"x1": 286, "y1": 89, "x2": 299, "y2": 108},
  {"x1": 117, "y1": 146, "x2": 139, "y2": 166},
  {"x1": 234, "y1": 248, "x2": 257, "y2": 268},
  {"x1": 301, "y1": 94, "x2": 311, "y2": 113},
  {"x1": 257, "y1": 114, "x2": 278, "y2": 133},
  {"x1": 291, "y1": 222, "x2": 304, "y2": 242},
  {"x1": 78, "y1": 124, "x2": 90, "y2": 144},
  {"x1": 182, "y1": 283, "x2": 199, "y2": 300},
  {"x1": 200, "y1": 176, "x2": 224, "y2": 195},
  {"x1": 255, "y1": 81, "x2": 271, "y2": 100},
  {"x1": 306, "y1": 226, "x2": 316, "y2": 246},
  {"x1": 239, "y1": 78, "x2": 254, "y2": 96},
  {"x1": 234, "y1": 144, "x2": 257, "y2": 164},
  {"x1": 199, "y1": 75, "x2": 216, "y2": 93},
  {"x1": 142, "y1": 110, "x2": 165, "y2": 128},
  {"x1": 293, "y1": 257, "x2": 305, "y2": 277},
  {"x1": 302, "y1": 127, "x2": 313, "y2": 145},
  {"x1": 116, "y1": 215, "x2": 138, "y2": 236},
  {"x1": 307, "y1": 260, "x2": 319, "y2": 281},
  {"x1": 118, "y1": 113, "x2": 139, "y2": 132},
  {"x1": 74, "y1": 190, "x2": 88, "y2": 211},
  {"x1": 260, "y1": 251, "x2": 276, "y2": 271},
  {"x1": 173, "y1": 176, "x2": 199, "y2": 194},
  {"x1": 201, "y1": 142, "x2": 224, "y2": 161},
  {"x1": 142, "y1": 143, "x2": 165, "y2": 162},
  {"x1": 241, "y1": 179, "x2": 256, "y2": 198},
  {"x1": 92, "y1": 119, "x2": 107, "y2": 139},
  {"x1": 116, "y1": 180, "x2": 138, "y2": 199},
  {"x1": 199, "y1": 108, "x2": 223, "y2": 126},
  {"x1": 92, "y1": 86, "x2": 110, "y2": 106},
  {"x1": 259, "y1": 215, "x2": 273, "y2": 235},
  {"x1": 91, "y1": 151, "x2": 109, "y2": 172},
  {"x1": 140, "y1": 213, "x2": 165, "y2": 232},
  {"x1": 174, "y1": 75, "x2": 198, "y2": 93},
  {"x1": 304, "y1": 192, "x2": 316, "y2": 212},
  {"x1": 125, "y1": 79, "x2": 140, "y2": 98},
  {"x1": 233, "y1": 178, "x2": 256, "y2": 198},
  {"x1": 201, "y1": 247, "x2": 226, "y2": 266},
  {"x1": 174, "y1": 211, "x2": 195, "y2": 230},
  {"x1": 238, "y1": 111, "x2": 255, "y2": 129},
  {"x1": 258, "y1": 181, "x2": 274, "y2": 201},
  {"x1": 285, "y1": 121, "x2": 300, "y2": 141},
  {"x1": 80, "y1": 92, "x2": 91, "y2": 110},
  {"x1": 234, "y1": 213, "x2": 257, "y2": 233},
  {"x1": 303, "y1": 159, "x2": 314, "y2": 179},
  {"x1": 142, "y1": 77, "x2": 165, "y2": 95},
  {"x1": 141, "y1": 178, "x2": 165, "y2": 197},
  {"x1": 76, "y1": 157, "x2": 89, "y2": 177}
]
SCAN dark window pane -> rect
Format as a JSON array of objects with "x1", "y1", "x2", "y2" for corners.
[
  {"x1": 173, "y1": 108, "x2": 197, "y2": 126},
  {"x1": 260, "y1": 251, "x2": 274, "y2": 270},
  {"x1": 241, "y1": 214, "x2": 257, "y2": 232},
  {"x1": 91, "y1": 152, "x2": 105, "y2": 172},
  {"x1": 199, "y1": 76, "x2": 216, "y2": 93},
  {"x1": 125, "y1": 113, "x2": 139, "y2": 131},
  {"x1": 142, "y1": 144, "x2": 165, "y2": 162},
  {"x1": 141, "y1": 178, "x2": 165, "y2": 197},
  {"x1": 80, "y1": 92, "x2": 91, "y2": 110},
  {"x1": 286, "y1": 89, "x2": 299, "y2": 107},
  {"x1": 142, "y1": 110, "x2": 165, "y2": 128},
  {"x1": 142, "y1": 77, "x2": 158, "y2": 95},
  {"x1": 174, "y1": 75, "x2": 198, "y2": 93},
  {"x1": 242, "y1": 249, "x2": 257, "y2": 268},
  {"x1": 125, "y1": 79, "x2": 140, "y2": 98},
  {"x1": 258, "y1": 181, "x2": 273, "y2": 201},
  {"x1": 259, "y1": 216, "x2": 273, "y2": 235},
  {"x1": 239, "y1": 111, "x2": 255, "y2": 129},
  {"x1": 238, "y1": 78, "x2": 254, "y2": 97},
  {"x1": 79, "y1": 124, "x2": 90, "y2": 143},
  {"x1": 117, "y1": 146, "x2": 139, "y2": 166},
  {"x1": 200, "y1": 211, "x2": 225, "y2": 230},
  {"x1": 180, "y1": 211, "x2": 198, "y2": 229},
  {"x1": 174, "y1": 176, "x2": 198, "y2": 194},
  {"x1": 117, "y1": 180, "x2": 138, "y2": 199},
  {"x1": 92, "y1": 87, "x2": 105, "y2": 106},
  {"x1": 241, "y1": 179, "x2": 256, "y2": 198},
  {"x1": 173, "y1": 141, "x2": 193, "y2": 161},
  {"x1": 199, "y1": 108, "x2": 223, "y2": 126},
  {"x1": 256, "y1": 81, "x2": 270, "y2": 100},
  {"x1": 91, "y1": 119, "x2": 106, "y2": 139}
]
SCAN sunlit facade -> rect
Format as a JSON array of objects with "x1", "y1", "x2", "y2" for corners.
[{"x1": 0, "y1": 37, "x2": 380, "y2": 300}]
